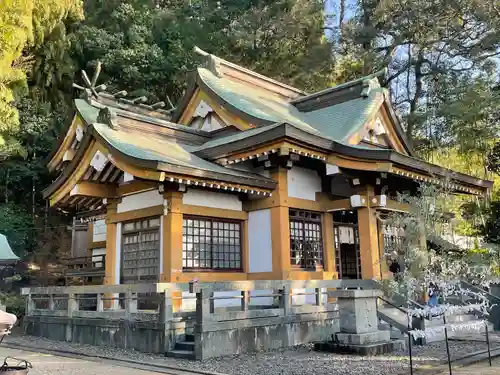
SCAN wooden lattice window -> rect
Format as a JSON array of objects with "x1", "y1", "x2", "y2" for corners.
[
  {"x1": 182, "y1": 216, "x2": 242, "y2": 271},
  {"x1": 121, "y1": 217, "x2": 160, "y2": 282},
  {"x1": 289, "y1": 209, "x2": 323, "y2": 269}
]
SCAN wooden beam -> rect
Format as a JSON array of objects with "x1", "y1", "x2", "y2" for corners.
[
  {"x1": 70, "y1": 181, "x2": 117, "y2": 198},
  {"x1": 117, "y1": 180, "x2": 158, "y2": 196},
  {"x1": 47, "y1": 115, "x2": 81, "y2": 172},
  {"x1": 325, "y1": 198, "x2": 352, "y2": 212},
  {"x1": 50, "y1": 141, "x2": 99, "y2": 206},
  {"x1": 327, "y1": 155, "x2": 392, "y2": 172},
  {"x1": 369, "y1": 196, "x2": 410, "y2": 212},
  {"x1": 63, "y1": 148, "x2": 76, "y2": 162}
]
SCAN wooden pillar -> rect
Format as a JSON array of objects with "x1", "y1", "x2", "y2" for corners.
[
  {"x1": 161, "y1": 190, "x2": 184, "y2": 312},
  {"x1": 241, "y1": 219, "x2": 249, "y2": 273},
  {"x1": 270, "y1": 167, "x2": 291, "y2": 279},
  {"x1": 358, "y1": 187, "x2": 382, "y2": 280},
  {"x1": 104, "y1": 200, "x2": 119, "y2": 285},
  {"x1": 322, "y1": 212, "x2": 336, "y2": 276},
  {"x1": 162, "y1": 191, "x2": 184, "y2": 284},
  {"x1": 378, "y1": 221, "x2": 390, "y2": 279},
  {"x1": 87, "y1": 221, "x2": 94, "y2": 257}
]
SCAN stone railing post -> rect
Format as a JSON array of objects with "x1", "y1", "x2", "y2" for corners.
[
  {"x1": 279, "y1": 285, "x2": 291, "y2": 315},
  {"x1": 125, "y1": 291, "x2": 138, "y2": 318},
  {"x1": 159, "y1": 290, "x2": 173, "y2": 323},
  {"x1": 241, "y1": 290, "x2": 249, "y2": 312},
  {"x1": 25, "y1": 294, "x2": 35, "y2": 316},
  {"x1": 160, "y1": 289, "x2": 174, "y2": 353},
  {"x1": 196, "y1": 288, "x2": 213, "y2": 325},
  {"x1": 335, "y1": 289, "x2": 390, "y2": 348},
  {"x1": 66, "y1": 293, "x2": 78, "y2": 342},
  {"x1": 48, "y1": 294, "x2": 55, "y2": 311},
  {"x1": 96, "y1": 293, "x2": 104, "y2": 312},
  {"x1": 315, "y1": 288, "x2": 322, "y2": 306},
  {"x1": 67, "y1": 293, "x2": 78, "y2": 317}
]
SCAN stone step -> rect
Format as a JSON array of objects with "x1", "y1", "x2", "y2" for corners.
[
  {"x1": 175, "y1": 340, "x2": 195, "y2": 351},
  {"x1": 446, "y1": 314, "x2": 481, "y2": 323},
  {"x1": 165, "y1": 349, "x2": 196, "y2": 360}
]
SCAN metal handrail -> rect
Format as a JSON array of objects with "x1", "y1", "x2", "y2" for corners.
[
  {"x1": 378, "y1": 295, "x2": 408, "y2": 315},
  {"x1": 372, "y1": 280, "x2": 425, "y2": 310},
  {"x1": 461, "y1": 280, "x2": 500, "y2": 304}
]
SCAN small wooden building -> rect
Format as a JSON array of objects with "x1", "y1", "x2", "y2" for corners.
[{"x1": 44, "y1": 49, "x2": 492, "y2": 285}]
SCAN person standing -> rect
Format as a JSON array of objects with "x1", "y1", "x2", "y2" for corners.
[
  {"x1": 428, "y1": 282, "x2": 439, "y2": 307},
  {"x1": 389, "y1": 259, "x2": 401, "y2": 281}
]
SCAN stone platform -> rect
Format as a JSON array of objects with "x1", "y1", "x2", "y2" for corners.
[{"x1": 314, "y1": 339, "x2": 406, "y2": 356}]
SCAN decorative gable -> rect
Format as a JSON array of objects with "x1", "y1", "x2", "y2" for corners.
[
  {"x1": 360, "y1": 117, "x2": 390, "y2": 147},
  {"x1": 189, "y1": 100, "x2": 225, "y2": 131},
  {"x1": 349, "y1": 104, "x2": 409, "y2": 155}
]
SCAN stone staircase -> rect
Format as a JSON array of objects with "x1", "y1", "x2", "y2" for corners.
[
  {"x1": 166, "y1": 333, "x2": 196, "y2": 359},
  {"x1": 377, "y1": 303, "x2": 493, "y2": 344}
]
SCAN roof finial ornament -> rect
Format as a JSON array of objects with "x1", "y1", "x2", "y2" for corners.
[
  {"x1": 193, "y1": 46, "x2": 223, "y2": 78},
  {"x1": 97, "y1": 107, "x2": 119, "y2": 130},
  {"x1": 73, "y1": 61, "x2": 107, "y2": 101}
]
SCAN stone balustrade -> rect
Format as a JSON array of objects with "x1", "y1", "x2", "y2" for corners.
[{"x1": 21, "y1": 279, "x2": 381, "y2": 359}]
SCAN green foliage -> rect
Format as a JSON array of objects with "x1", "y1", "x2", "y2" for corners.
[
  {"x1": 0, "y1": 204, "x2": 34, "y2": 259},
  {"x1": 0, "y1": 292, "x2": 25, "y2": 318},
  {"x1": 71, "y1": 0, "x2": 349, "y2": 103},
  {"x1": 337, "y1": 0, "x2": 500, "y2": 144},
  {"x1": 0, "y1": 0, "x2": 83, "y2": 158}
]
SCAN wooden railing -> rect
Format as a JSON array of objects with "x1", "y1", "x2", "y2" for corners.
[{"x1": 62, "y1": 255, "x2": 106, "y2": 277}]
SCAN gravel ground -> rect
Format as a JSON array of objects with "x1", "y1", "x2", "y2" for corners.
[{"x1": 4, "y1": 334, "x2": 498, "y2": 375}]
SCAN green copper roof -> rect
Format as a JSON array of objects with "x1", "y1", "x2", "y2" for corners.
[
  {"x1": 0, "y1": 234, "x2": 19, "y2": 264},
  {"x1": 92, "y1": 123, "x2": 274, "y2": 185},
  {"x1": 198, "y1": 68, "x2": 385, "y2": 143},
  {"x1": 188, "y1": 122, "x2": 286, "y2": 152},
  {"x1": 75, "y1": 99, "x2": 100, "y2": 124}
]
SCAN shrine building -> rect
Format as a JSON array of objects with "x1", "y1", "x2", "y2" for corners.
[{"x1": 44, "y1": 48, "x2": 492, "y2": 286}]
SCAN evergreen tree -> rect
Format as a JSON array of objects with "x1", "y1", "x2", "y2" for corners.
[{"x1": 0, "y1": 0, "x2": 83, "y2": 158}]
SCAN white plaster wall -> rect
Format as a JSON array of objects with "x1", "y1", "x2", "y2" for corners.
[
  {"x1": 248, "y1": 209, "x2": 273, "y2": 273},
  {"x1": 117, "y1": 190, "x2": 163, "y2": 213},
  {"x1": 92, "y1": 219, "x2": 107, "y2": 242},
  {"x1": 287, "y1": 166, "x2": 322, "y2": 201},
  {"x1": 182, "y1": 189, "x2": 242, "y2": 211},
  {"x1": 115, "y1": 223, "x2": 122, "y2": 284}
]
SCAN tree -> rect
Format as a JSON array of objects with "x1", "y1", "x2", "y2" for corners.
[
  {"x1": 332, "y1": 0, "x2": 500, "y2": 145},
  {"x1": 0, "y1": 0, "x2": 83, "y2": 159},
  {"x1": 381, "y1": 184, "x2": 496, "y2": 342},
  {"x1": 70, "y1": 0, "x2": 357, "y2": 104}
]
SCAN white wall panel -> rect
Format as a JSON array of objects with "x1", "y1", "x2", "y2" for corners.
[
  {"x1": 182, "y1": 189, "x2": 242, "y2": 211},
  {"x1": 248, "y1": 209, "x2": 273, "y2": 273},
  {"x1": 287, "y1": 166, "x2": 322, "y2": 201},
  {"x1": 92, "y1": 219, "x2": 107, "y2": 242},
  {"x1": 117, "y1": 190, "x2": 163, "y2": 213}
]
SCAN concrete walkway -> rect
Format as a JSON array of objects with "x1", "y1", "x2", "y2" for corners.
[{"x1": 0, "y1": 346, "x2": 202, "y2": 375}]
